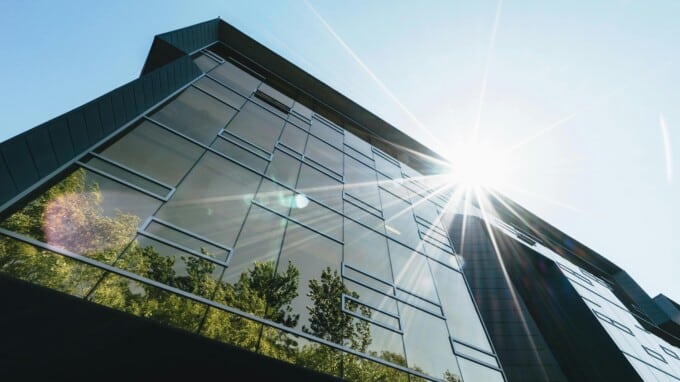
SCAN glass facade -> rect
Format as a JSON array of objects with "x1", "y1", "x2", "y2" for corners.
[{"x1": 0, "y1": 49, "x2": 501, "y2": 381}]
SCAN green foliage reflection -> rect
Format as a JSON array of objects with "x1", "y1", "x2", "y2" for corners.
[{"x1": 0, "y1": 168, "x2": 462, "y2": 382}]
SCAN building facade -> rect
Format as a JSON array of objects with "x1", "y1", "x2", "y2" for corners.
[{"x1": 0, "y1": 19, "x2": 678, "y2": 381}]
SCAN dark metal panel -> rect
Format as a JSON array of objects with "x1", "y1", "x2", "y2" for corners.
[
  {"x1": 97, "y1": 97, "x2": 116, "y2": 135},
  {"x1": 160, "y1": 65, "x2": 170, "y2": 97},
  {"x1": 142, "y1": 76, "x2": 153, "y2": 111},
  {"x1": 46, "y1": 117, "x2": 74, "y2": 165},
  {"x1": 151, "y1": 70, "x2": 162, "y2": 102},
  {"x1": 24, "y1": 125, "x2": 58, "y2": 177},
  {"x1": 0, "y1": 152, "x2": 17, "y2": 204},
  {"x1": 110, "y1": 89, "x2": 127, "y2": 127},
  {"x1": 122, "y1": 86, "x2": 137, "y2": 122},
  {"x1": 0, "y1": 135, "x2": 39, "y2": 191},
  {"x1": 66, "y1": 112, "x2": 89, "y2": 153},
  {"x1": 132, "y1": 80, "x2": 147, "y2": 111},
  {"x1": 83, "y1": 103, "x2": 103, "y2": 143}
]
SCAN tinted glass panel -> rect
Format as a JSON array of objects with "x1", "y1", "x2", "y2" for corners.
[
  {"x1": 194, "y1": 54, "x2": 219, "y2": 72},
  {"x1": 225, "y1": 102, "x2": 285, "y2": 153},
  {"x1": 151, "y1": 86, "x2": 236, "y2": 145},
  {"x1": 399, "y1": 303, "x2": 461, "y2": 380},
  {"x1": 279, "y1": 123, "x2": 308, "y2": 154},
  {"x1": 155, "y1": 152, "x2": 261, "y2": 248},
  {"x1": 381, "y1": 189, "x2": 420, "y2": 250},
  {"x1": 310, "y1": 118, "x2": 342, "y2": 149},
  {"x1": 211, "y1": 137, "x2": 268, "y2": 173},
  {"x1": 209, "y1": 61, "x2": 261, "y2": 96},
  {"x1": 266, "y1": 149, "x2": 301, "y2": 188},
  {"x1": 99, "y1": 120, "x2": 204, "y2": 186},
  {"x1": 289, "y1": 199, "x2": 342, "y2": 241},
  {"x1": 344, "y1": 220, "x2": 391, "y2": 281},
  {"x1": 277, "y1": 221, "x2": 342, "y2": 333},
  {"x1": 296, "y1": 163, "x2": 343, "y2": 211},
  {"x1": 430, "y1": 260, "x2": 491, "y2": 352},
  {"x1": 222, "y1": 204, "x2": 287, "y2": 285},
  {"x1": 388, "y1": 240, "x2": 437, "y2": 302},
  {"x1": 344, "y1": 156, "x2": 381, "y2": 209},
  {"x1": 194, "y1": 77, "x2": 246, "y2": 109},
  {"x1": 457, "y1": 358, "x2": 504, "y2": 382},
  {"x1": 305, "y1": 135, "x2": 342, "y2": 176},
  {"x1": 84, "y1": 156, "x2": 170, "y2": 197}
]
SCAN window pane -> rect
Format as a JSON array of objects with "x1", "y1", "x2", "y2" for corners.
[
  {"x1": 194, "y1": 54, "x2": 219, "y2": 72},
  {"x1": 1, "y1": 168, "x2": 158, "y2": 263},
  {"x1": 144, "y1": 220, "x2": 229, "y2": 263},
  {"x1": 289, "y1": 199, "x2": 343, "y2": 242},
  {"x1": 381, "y1": 189, "x2": 420, "y2": 250},
  {"x1": 344, "y1": 220, "x2": 391, "y2": 281},
  {"x1": 194, "y1": 77, "x2": 246, "y2": 109},
  {"x1": 222, "y1": 204, "x2": 287, "y2": 285},
  {"x1": 388, "y1": 240, "x2": 438, "y2": 302},
  {"x1": 430, "y1": 260, "x2": 492, "y2": 352},
  {"x1": 225, "y1": 102, "x2": 285, "y2": 153},
  {"x1": 99, "y1": 120, "x2": 204, "y2": 186},
  {"x1": 344, "y1": 156, "x2": 381, "y2": 209},
  {"x1": 276, "y1": 221, "x2": 342, "y2": 333},
  {"x1": 343, "y1": 201, "x2": 385, "y2": 234},
  {"x1": 378, "y1": 174, "x2": 411, "y2": 203},
  {"x1": 155, "y1": 152, "x2": 261, "y2": 248},
  {"x1": 258, "y1": 83, "x2": 294, "y2": 108},
  {"x1": 457, "y1": 357, "x2": 504, "y2": 382},
  {"x1": 115, "y1": 235, "x2": 224, "y2": 299},
  {"x1": 310, "y1": 118, "x2": 342, "y2": 149},
  {"x1": 254, "y1": 178, "x2": 294, "y2": 216},
  {"x1": 279, "y1": 123, "x2": 308, "y2": 154},
  {"x1": 399, "y1": 303, "x2": 461, "y2": 381},
  {"x1": 0, "y1": 235, "x2": 104, "y2": 298},
  {"x1": 296, "y1": 163, "x2": 343, "y2": 211},
  {"x1": 344, "y1": 130, "x2": 373, "y2": 160},
  {"x1": 88, "y1": 272, "x2": 206, "y2": 333},
  {"x1": 209, "y1": 61, "x2": 261, "y2": 96},
  {"x1": 84, "y1": 156, "x2": 170, "y2": 197},
  {"x1": 211, "y1": 137, "x2": 268, "y2": 173},
  {"x1": 151, "y1": 86, "x2": 236, "y2": 145},
  {"x1": 344, "y1": 279, "x2": 398, "y2": 317},
  {"x1": 305, "y1": 135, "x2": 342, "y2": 176},
  {"x1": 375, "y1": 152, "x2": 402, "y2": 179},
  {"x1": 266, "y1": 149, "x2": 301, "y2": 188}
]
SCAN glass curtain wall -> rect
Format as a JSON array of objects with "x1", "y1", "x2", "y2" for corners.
[{"x1": 0, "y1": 48, "x2": 502, "y2": 382}]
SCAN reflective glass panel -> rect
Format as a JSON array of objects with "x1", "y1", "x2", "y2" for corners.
[
  {"x1": 208, "y1": 61, "x2": 261, "y2": 96},
  {"x1": 430, "y1": 260, "x2": 492, "y2": 352},
  {"x1": 225, "y1": 102, "x2": 285, "y2": 153},
  {"x1": 310, "y1": 118, "x2": 343, "y2": 149},
  {"x1": 279, "y1": 123, "x2": 308, "y2": 154},
  {"x1": 344, "y1": 220, "x2": 391, "y2": 281},
  {"x1": 388, "y1": 240, "x2": 437, "y2": 302},
  {"x1": 296, "y1": 163, "x2": 343, "y2": 211},
  {"x1": 289, "y1": 198, "x2": 343, "y2": 241},
  {"x1": 266, "y1": 149, "x2": 301, "y2": 188},
  {"x1": 194, "y1": 54, "x2": 219, "y2": 72},
  {"x1": 151, "y1": 86, "x2": 236, "y2": 145},
  {"x1": 99, "y1": 120, "x2": 204, "y2": 186},
  {"x1": 194, "y1": 77, "x2": 246, "y2": 109},
  {"x1": 381, "y1": 189, "x2": 420, "y2": 250},
  {"x1": 399, "y1": 303, "x2": 461, "y2": 381},
  {"x1": 221, "y1": 204, "x2": 287, "y2": 285},
  {"x1": 155, "y1": 152, "x2": 261, "y2": 248},
  {"x1": 457, "y1": 358, "x2": 504, "y2": 382},
  {"x1": 276, "y1": 221, "x2": 342, "y2": 333},
  {"x1": 305, "y1": 135, "x2": 343, "y2": 176}
]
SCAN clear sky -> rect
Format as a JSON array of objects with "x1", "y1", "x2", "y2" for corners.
[{"x1": 1, "y1": 0, "x2": 678, "y2": 302}]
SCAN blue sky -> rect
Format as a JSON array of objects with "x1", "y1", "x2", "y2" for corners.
[{"x1": 1, "y1": 0, "x2": 678, "y2": 302}]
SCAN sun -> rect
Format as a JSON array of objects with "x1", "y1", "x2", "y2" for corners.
[{"x1": 444, "y1": 141, "x2": 508, "y2": 189}]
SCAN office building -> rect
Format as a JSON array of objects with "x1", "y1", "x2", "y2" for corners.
[{"x1": 0, "y1": 19, "x2": 678, "y2": 381}]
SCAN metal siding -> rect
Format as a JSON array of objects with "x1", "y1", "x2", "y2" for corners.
[
  {"x1": 0, "y1": 136, "x2": 39, "y2": 191},
  {"x1": 122, "y1": 86, "x2": 137, "y2": 122},
  {"x1": 142, "y1": 77, "x2": 154, "y2": 111},
  {"x1": 46, "y1": 117, "x2": 74, "y2": 165},
  {"x1": 83, "y1": 103, "x2": 103, "y2": 143},
  {"x1": 0, "y1": 152, "x2": 17, "y2": 203},
  {"x1": 66, "y1": 112, "x2": 89, "y2": 153},
  {"x1": 98, "y1": 97, "x2": 116, "y2": 135},
  {"x1": 133, "y1": 81, "x2": 147, "y2": 111},
  {"x1": 110, "y1": 89, "x2": 127, "y2": 127},
  {"x1": 25, "y1": 126, "x2": 58, "y2": 177},
  {"x1": 151, "y1": 70, "x2": 162, "y2": 102}
]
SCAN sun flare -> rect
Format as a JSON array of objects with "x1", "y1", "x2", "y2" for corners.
[{"x1": 445, "y1": 141, "x2": 508, "y2": 189}]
